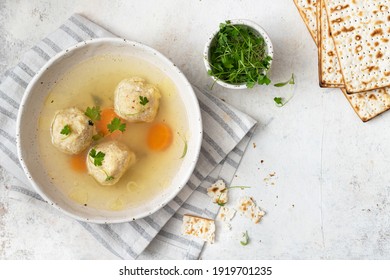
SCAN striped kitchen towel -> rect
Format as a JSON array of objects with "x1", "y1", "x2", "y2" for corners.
[{"x1": 0, "y1": 14, "x2": 257, "y2": 259}]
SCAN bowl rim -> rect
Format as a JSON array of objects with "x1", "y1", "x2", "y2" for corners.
[
  {"x1": 16, "y1": 37, "x2": 203, "y2": 224},
  {"x1": 203, "y1": 19, "x2": 274, "y2": 89}
]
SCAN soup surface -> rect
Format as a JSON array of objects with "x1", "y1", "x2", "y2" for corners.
[{"x1": 38, "y1": 54, "x2": 188, "y2": 211}]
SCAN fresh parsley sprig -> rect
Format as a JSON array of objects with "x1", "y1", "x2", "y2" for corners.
[
  {"x1": 139, "y1": 95, "x2": 149, "y2": 106},
  {"x1": 89, "y1": 148, "x2": 105, "y2": 167},
  {"x1": 107, "y1": 117, "x2": 126, "y2": 133},
  {"x1": 85, "y1": 106, "x2": 101, "y2": 123},
  {"x1": 208, "y1": 21, "x2": 272, "y2": 88},
  {"x1": 60, "y1": 124, "x2": 71, "y2": 136}
]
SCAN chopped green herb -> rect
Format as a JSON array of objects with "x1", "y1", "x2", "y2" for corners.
[
  {"x1": 274, "y1": 97, "x2": 284, "y2": 106},
  {"x1": 240, "y1": 230, "x2": 249, "y2": 246},
  {"x1": 60, "y1": 124, "x2": 71, "y2": 136},
  {"x1": 105, "y1": 175, "x2": 114, "y2": 181},
  {"x1": 85, "y1": 106, "x2": 101, "y2": 122},
  {"x1": 208, "y1": 21, "x2": 272, "y2": 88},
  {"x1": 89, "y1": 148, "x2": 105, "y2": 167},
  {"x1": 216, "y1": 197, "x2": 226, "y2": 207},
  {"x1": 139, "y1": 95, "x2": 149, "y2": 106},
  {"x1": 274, "y1": 73, "x2": 295, "y2": 87},
  {"x1": 107, "y1": 117, "x2": 126, "y2": 133}
]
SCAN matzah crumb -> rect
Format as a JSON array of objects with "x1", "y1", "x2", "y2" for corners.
[
  {"x1": 237, "y1": 196, "x2": 265, "y2": 224},
  {"x1": 207, "y1": 179, "x2": 227, "y2": 205},
  {"x1": 182, "y1": 214, "x2": 215, "y2": 243},
  {"x1": 217, "y1": 206, "x2": 236, "y2": 230}
]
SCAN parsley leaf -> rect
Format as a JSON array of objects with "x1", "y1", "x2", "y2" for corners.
[
  {"x1": 274, "y1": 73, "x2": 295, "y2": 87},
  {"x1": 85, "y1": 106, "x2": 101, "y2": 122},
  {"x1": 240, "y1": 230, "x2": 249, "y2": 246},
  {"x1": 139, "y1": 96, "x2": 149, "y2": 106},
  {"x1": 274, "y1": 97, "x2": 284, "y2": 106},
  {"x1": 107, "y1": 117, "x2": 126, "y2": 133},
  {"x1": 89, "y1": 148, "x2": 105, "y2": 167},
  {"x1": 60, "y1": 124, "x2": 71, "y2": 136}
]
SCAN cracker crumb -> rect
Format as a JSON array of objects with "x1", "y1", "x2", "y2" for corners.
[
  {"x1": 207, "y1": 179, "x2": 228, "y2": 205},
  {"x1": 217, "y1": 206, "x2": 236, "y2": 230},
  {"x1": 237, "y1": 196, "x2": 265, "y2": 224}
]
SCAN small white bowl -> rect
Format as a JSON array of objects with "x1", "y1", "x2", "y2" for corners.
[
  {"x1": 204, "y1": 19, "x2": 274, "y2": 89},
  {"x1": 16, "y1": 38, "x2": 203, "y2": 224}
]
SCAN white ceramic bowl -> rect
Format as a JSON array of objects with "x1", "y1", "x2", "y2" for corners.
[
  {"x1": 16, "y1": 38, "x2": 202, "y2": 224},
  {"x1": 204, "y1": 19, "x2": 274, "y2": 89}
]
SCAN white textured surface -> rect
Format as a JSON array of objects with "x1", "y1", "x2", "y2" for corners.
[{"x1": 1, "y1": 0, "x2": 389, "y2": 260}]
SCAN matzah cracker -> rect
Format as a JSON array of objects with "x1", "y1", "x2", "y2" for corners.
[
  {"x1": 343, "y1": 88, "x2": 390, "y2": 122},
  {"x1": 293, "y1": 0, "x2": 319, "y2": 43},
  {"x1": 237, "y1": 197, "x2": 265, "y2": 224},
  {"x1": 317, "y1": 0, "x2": 344, "y2": 87},
  {"x1": 207, "y1": 179, "x2": 228, "y2": 205},
  {"x1": 323, "y1": 0, "x2": 390, "y2": 93},
  {"x1": 294, "y1": 0, "x2": 390, "y2": 121},
  {"x1": 182, "y1": 214, "x2": 215, "y2": 243}
]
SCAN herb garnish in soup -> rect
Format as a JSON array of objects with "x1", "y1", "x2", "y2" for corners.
[{"x1": 38, "y1": 54, "x2": 188, "y2": 211}]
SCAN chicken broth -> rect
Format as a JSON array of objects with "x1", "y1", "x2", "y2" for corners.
[{"x1": 38, "y1": 54, "x2": 188, "y2": 211}]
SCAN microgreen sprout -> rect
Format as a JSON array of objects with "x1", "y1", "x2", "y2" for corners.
[
  {"x1": 240, "y1": 230, "x2": 249, "y2": 246},
  {"x1": 208, "y1": 21, "x2": 272, "y2": 88}
]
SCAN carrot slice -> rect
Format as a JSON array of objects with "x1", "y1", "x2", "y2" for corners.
[
  {"x1": 95, "y1": 108, "x2": 120, "y2": 135},
  {"x1": 147, "y1": 123, "x2": 173, "y2": 151},
  {"x1": 70, "y1": 153, "x2": 87, "y2": 172}
]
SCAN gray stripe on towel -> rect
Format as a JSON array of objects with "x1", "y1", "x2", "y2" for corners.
[
  {"x1": 69, "y1": 15, "x2": 97, "y2": 38},
  {"x1": 9, "y1": 185, "x2": 44, "y2": 201},
  {"x1": 0, "y1": 128, "x2": 16, "y2": 143},
  {"x1": 79, "y1": 222, "x2": 122, "y2": 259},
  {"x1": 5, "y1": 71, "x2": 28, "y2": 89},
  {"x1": 130, "y1": 222, "x2": 153, "y2": 242},
  {"x1": 203, "y1": 132, "x2": 227, "y2": 158},
  {"x1": 42, "y1": 37, "x2": 62, "y2": 53},
  {"x1": 200, "y1": 146, "x2": 217, "y2": 166},
  {"x1": 0, "y1": 105, "x2": 16, "y2": 120},
  {"x1": 32, "y1": 45, "x2": 51, "y2": 61},
  {"x1": 181, "y1": 203, "x2": 203, "y2": 215},
  {"x1": 17, "y1": 62, "x2": 35, "y2": 77},
  {"x1": 198, "y1": 99, "x2": 240, "y2": 142},
  {"x1": 202, "y1": 89, "x2": 250, "y2": 132},
  {"x1": 0, "y1": 89, "x2": 20, "y2": 109},
  {"x1": 60, "y1": 24, "x2": 84, "y2": 42},
  {"x1": 101, "y1": 224, "x2": 138, "y2": 259},
  {"x1": 143, "y1": 216, "x2": 161, "y2": 232}
]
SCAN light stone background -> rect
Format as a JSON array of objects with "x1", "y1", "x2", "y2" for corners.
[{"x1": 0, "y1": 0, "x2": 389, "y2": 259}]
